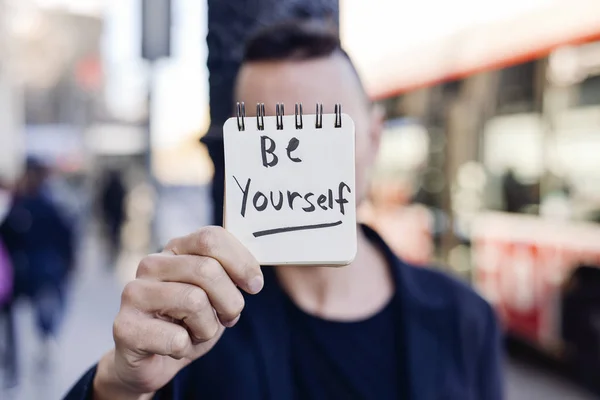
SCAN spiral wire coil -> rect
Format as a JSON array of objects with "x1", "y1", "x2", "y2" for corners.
[{"x1": 236, "y1": 102, "x2": 342, "y2": 131}]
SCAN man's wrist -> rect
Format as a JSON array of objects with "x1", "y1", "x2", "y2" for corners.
[{"x1": 93, "y1": 349, "x2": 154, "y2": 400}]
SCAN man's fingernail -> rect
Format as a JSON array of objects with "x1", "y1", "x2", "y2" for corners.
[
  {"x1": 248, "y1": 275, "x2": 264, "y2": 294},
  {"x1": 223, "y1": 315, "x2": 241, "y2": 328}
]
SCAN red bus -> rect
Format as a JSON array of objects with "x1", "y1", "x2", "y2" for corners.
[{"x1": 346, "y1": 0, "x2": 600, "y2": 374}]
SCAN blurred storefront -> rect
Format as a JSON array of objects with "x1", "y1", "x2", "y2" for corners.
[
  {"x1": 343, "y1": 0, "x2": 600, "y2": 373},
  {"x1": 2, "y1": 2, "x2": 104, "y2": 178},
  {"x1": 0, "y1": 0, "x2": 25, "y2": 184},
  {"x1": 0, "y1": 57, "x2": 24, "y2": 186}
]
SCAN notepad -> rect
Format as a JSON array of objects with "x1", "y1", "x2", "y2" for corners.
[{"x1": 223, "y1": 103, "x2": 357, "y2": 266}]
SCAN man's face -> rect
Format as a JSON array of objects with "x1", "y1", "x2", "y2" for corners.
[{"x1": 235, "y1": 54, "x2": 383, "y2": 205}]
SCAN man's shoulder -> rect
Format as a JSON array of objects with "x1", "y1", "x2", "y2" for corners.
[
  {"x1": 363, "y1": 223, "x2": 494, "y2": 321},
  {"x1": 400, "y1": 261, "x2": 495, "y2": 323}
]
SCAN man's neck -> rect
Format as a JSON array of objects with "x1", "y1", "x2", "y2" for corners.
[{"x1": 275, "y1": 226, "x2": 394, "y2": 321}]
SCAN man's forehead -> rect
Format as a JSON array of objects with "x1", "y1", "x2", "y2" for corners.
[{"x1": 236, "y1": 55, "x2": 364, "y2": 116}]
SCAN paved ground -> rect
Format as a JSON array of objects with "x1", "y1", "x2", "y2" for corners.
[
  {"x1": 1, "y1": 185, "x2": 598, "y2": 399},
  {"x1": 505, "y1": 357, "x2": 595, "y2": 400},
  {"x1": 1, "y1": 228, "x2": 122, "y2": 399}
]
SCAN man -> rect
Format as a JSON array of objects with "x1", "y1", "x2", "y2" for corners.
[
  {"x1": 2, "y1": 159, "x2": 75, "y2": 384},
  {"x1": 66, "y1": 20, "x2": 503, "y2": 400},
  {"x1": 100, "y1": 169, "x2": 126, "y2": 262}
]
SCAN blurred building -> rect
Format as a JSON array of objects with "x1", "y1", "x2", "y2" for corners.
[
  {"x1": 1, "y1": 1, "x2": 105, "y2": 179},
  {"x1": 343, "y1": 0, "x2": 600, "y2": 378},
  {"x1": 0, "y1": 0, "x2": 25, "y2": 183}
]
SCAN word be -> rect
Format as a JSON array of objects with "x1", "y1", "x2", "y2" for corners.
[{"x1": 261, "y1": 135, "x2": 301, "y2": 167}]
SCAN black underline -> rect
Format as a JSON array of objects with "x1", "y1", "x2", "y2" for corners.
[{"x1": 252, "y1": 220, "x2": 343, "y2": 238}]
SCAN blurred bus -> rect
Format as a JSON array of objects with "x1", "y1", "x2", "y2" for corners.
[{"x1": 352, "y1": 0, "x2": 600, "y2": 375}]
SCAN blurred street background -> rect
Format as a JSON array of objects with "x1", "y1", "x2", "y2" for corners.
[
  {"x1": 1, "y1": 0, "x2": 600, "y2": 399},
  {"x1": 2, "y1": 195, "x2": 599, "y2": 400}
]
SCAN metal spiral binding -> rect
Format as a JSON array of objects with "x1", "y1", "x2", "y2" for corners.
[
  {"x1": 236, "y1": 102, "x2": 245, "y2": 131},
  {"x1": 315, "y1": 103, "x2": 323, "y2": 129},
  {"x1": 256, "y1": 103, "x2": 265, "y2": 130},
  {"x1": 235, "y1": 102, "x2": 341, "y2": 131},
  {"x1": 334, "y1": 104, "x2": 342, "y2": 128},
  {"x1": 275, "y1": 103, "x2": 284, "y2": 130},
  {"x1": 295, "y1": 103, "x2": 303, "y2": 129}
]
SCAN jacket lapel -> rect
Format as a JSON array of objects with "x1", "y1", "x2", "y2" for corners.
[
  {"x1": 403, "y1": 307, "x2": 448, "y2": 400},
  {"x1": 367, "y1": 225, "x2": 450, "y2": 400},
  {"x1": 244, "y1": 268, "x2": 293, "y2": 400},
  {"x1": 395, "y1": 263, "x2": 452, "y2": 400}
]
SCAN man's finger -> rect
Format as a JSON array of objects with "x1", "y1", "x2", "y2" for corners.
[
  {"x1": 114, "y1": 313, "x2": 193, "y2": 360},
  {"x1": 163, "y1": 226, "x2": 263, "y2": 294},
  {"x1": 136, "y1": 253, "x2": 245, "y2": 327},
  {"x1": 121, "y1": 280, "x2": 221, "y2": 343}
]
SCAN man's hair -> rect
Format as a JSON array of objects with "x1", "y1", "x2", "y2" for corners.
[
  {"x1": 244, "y1": 19, "x2": 344, "y2": 62},
  {"x1": 242, "y1": 19, "x2": 366, "y2": 97}
]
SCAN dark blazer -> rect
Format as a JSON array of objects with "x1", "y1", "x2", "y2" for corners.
[{"x1": 65, "y1": 226, "x2": 503, "y2": 400}]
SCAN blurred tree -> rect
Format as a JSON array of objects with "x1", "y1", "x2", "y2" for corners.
[{"x1": 203, "y1": 0, "x2": 339, "y2": 226}]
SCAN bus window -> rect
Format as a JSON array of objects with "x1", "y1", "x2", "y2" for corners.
[
  {"x1": 482, "y1": 113, "x2": 544, "y2": 213},
  {"x1": 578, "y1": 74, "x2": 600, "y2": 106},
  {"x1": 496, "y1": 61, "x2": 539, "y2": 114}
]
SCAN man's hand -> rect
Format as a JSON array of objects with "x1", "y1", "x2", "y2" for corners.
[{"x1": 93, "y1": 226, "x2": 264, "y2": 399}]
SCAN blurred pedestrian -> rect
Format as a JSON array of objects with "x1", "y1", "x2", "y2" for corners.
[
  {"x1": 0, "y1": 158, "x2": 75, "y2": 378},
  {"x1": 99, "y1": 169, "x2": 126, "y2": 264},
  {"x1": 0, "y1": 233, "x2": 12, "y2": 308},
  {"x1": 502, "y1": 168, "x2": 529, "y2": 213},
  {"x1": 0, "y1": 237, "x2": 15, "y2": 389},
  {"x1": 0, "y1": 179, "x2": 17, "y2": 389},
  {"x1": 0, "y1": 180, "x2": 13, "y2": 306},
  {"x1": 561, "y1": 264, "x2": 600, "y2": 395}
]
